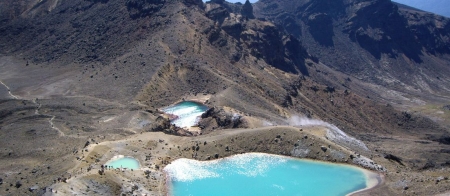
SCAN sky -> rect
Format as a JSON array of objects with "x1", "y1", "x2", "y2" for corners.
[{"x1": 392, "y1": 0, "x2": 449, "y2": 17}]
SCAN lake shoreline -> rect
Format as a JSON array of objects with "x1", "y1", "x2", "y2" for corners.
[
  {"x1": 163, "y1": 152, "x2": 384, "y2": 196},
  {"x1": 48, "y1": 126, "x2": 388, "y2": 195}
]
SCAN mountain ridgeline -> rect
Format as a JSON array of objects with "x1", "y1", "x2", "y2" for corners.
[{"x1": 254, "y1": 0, "x2": 450, "y2": 97}]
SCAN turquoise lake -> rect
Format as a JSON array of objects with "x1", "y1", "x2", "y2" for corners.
[
  {"x1": 106, "y1": 157, "x2": 140, "y2": 169},
  {"x1": 163, "y1": 101, "x2": 209, "y2": 128},
  {"x1": 164, "y1": 153, "x2": 376, "y2": 196}
]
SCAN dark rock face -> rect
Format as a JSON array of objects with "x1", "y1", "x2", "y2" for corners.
[
  {"x1": 149, "y1": 116, "x2": 194, "y2": 136},
  {"x1": 211, "y1": 0, "x2": 225, "y2": 4},
  {"x1": 149, "y1": 116, "x2": 171, "y2": 132},
  {"x1": 254, "y1": 0, "x2": 450, "y2": 94},
  {"x1": 344, "y1": 0, "x2": 423, "y2": 62},
  {"x1": 241, "y1": 0, "x2": 255, "y2": 19},
  {"x1": 206, "y1": 5, "x2": 229, "y2": 25},
  {"x1": 307, "y1": 13, "x2": 334, "y2": 47},
  {"x1": 15, "y1": 181, "x2": 21, "y2": 188},
  {"x1": 126, "y1": 0, "x2": 165, "y2": 19},
  {"x1": 199, "y1": 107, "x2": 246, "y2": 132},
  {"x1": 443, "y1": 105, "x2": 450, "y2": 111},
  {"x1": 205, "y1": 1, "x2": 309, "y2": 75},
  {"x1": 432, "y1": 136, "x2": 450, "y2": 145},
  {"x1": 181, "y1": 0, "x2": 203, "y2": 7},
  {"x1": 384, "y1": 153, "x2": 404, "y2": 165}
]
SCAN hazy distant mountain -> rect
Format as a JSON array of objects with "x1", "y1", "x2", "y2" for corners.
[{"x1": 393, "y1": 0, "x2": 450, "y2": 17}]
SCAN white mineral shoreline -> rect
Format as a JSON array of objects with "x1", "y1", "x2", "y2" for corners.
[
  {"x1": 163, "y1": 152, "x2": 383, "y2": 196},
  {"x1": 105, "y1": 155, "x2": 142, "y2": 170}
]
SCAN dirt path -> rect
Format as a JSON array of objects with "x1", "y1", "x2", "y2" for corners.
[
  {"x1": 192, "y1": 125, "x2": 329, "y2": 143},
  {"x1": 0, "y1": 80, "x2": 19, "y2": 99},
  {"x1": 32, "y1": 98, "x2": 66, "y2": 137}
]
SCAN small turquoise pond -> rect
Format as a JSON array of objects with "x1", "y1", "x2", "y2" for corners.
[
  {"x1": 163, "y1": 101, "x2": 209, "y2": 128},
  {"x1": 106, "y1": 156, "x2": 140, "y2": 170},
  {"x1": 164, "y1": 153, "x2": 378, "y2": 196}
]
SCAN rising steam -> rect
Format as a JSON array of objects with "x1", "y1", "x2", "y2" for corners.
[{"x1": 288, "y1": 115, "x2": 369, "y2": 151}]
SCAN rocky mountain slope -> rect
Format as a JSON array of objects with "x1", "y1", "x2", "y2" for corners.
[
  {"x1": 0, "y1": 0, "x2": 449, "y2": 195},
  {"x1": 254, "y1": 0, "x2": 450, "y2": 103}
]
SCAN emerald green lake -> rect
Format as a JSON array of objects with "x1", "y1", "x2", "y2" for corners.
[
  {"x1": 164, "y1": 153, "x2": 377, "y2": 196},
  {"x1": 106, "y1": 156, "x2": 140, "y2": 170},
  {"x1": 162, "y1": 101, "x2": 209, "y2": 128}
]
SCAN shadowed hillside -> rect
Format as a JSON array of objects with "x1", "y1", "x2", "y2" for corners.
[{"x1": 254, "y1": 0, "x2": 450, "y2": 103}]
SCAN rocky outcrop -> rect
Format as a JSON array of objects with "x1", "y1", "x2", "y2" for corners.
[
  {"x1": 306, "y1": 13, "x2": 333, "y2": 47},
  {"x1": 384, "y1": 153, "x2": 404, "y2": 165},
  {"x1": 211, "y1": 0, "x2": 225, "y2": 4},
  {"x1": 254, "y1": 0, "x2": 450, "y2": 95},
  {"x1": 198, "y1": 107, "x2": 246, "y2": 133},
  {"x1": 183, "y1": 0, "x2": 204, "y2": 7},
  {"x1": 241, "y1": 0, "x2": 255, "y2": 19},
  {"x1": 149, "y1": 116, "x2": 171, "y2": 132},
  {"x1": 15, "y1": 181, "x2": 22, "y2": 188},
  {"x1": 148, "y1": 116, "x2": 193, "y2": 136},
  {"x1": 206, "y1": 4, "x2": 229, "y2": 25},
  {"x1": 343, "y1": 0, "x2": 424, "y2": 61},
  {"x1": 207, "y1": 4, "x2": 309, "y2": 75},
  {"x1": 28, "y1": 185, "x2": 39, "y2": 192},
  {"x1": 126, "y1": 0, "x2": 165, "y2": 19},
  {"x1": 205, "y1": 2, "x2": 310, "y2": 74}
]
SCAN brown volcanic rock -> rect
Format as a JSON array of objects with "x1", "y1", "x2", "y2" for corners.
[
  {"x1": 198, "y1": 106, "x2": 246, "y2": 133},
  {"x1": 241, "y1": 0, "x2": 255, "y2": 19},
  {"x1": 254, "y1": 0, "x2": 450, "y2": 97},
  {"x1": 0, "y1": 0, "x2": 204, "y2": 65},
  {"x1": 125, "y1": 0, "x2": 166, "y2": 19},
  {"x1": 205, "y1": 1, "x2": 310, "y2": 74}
]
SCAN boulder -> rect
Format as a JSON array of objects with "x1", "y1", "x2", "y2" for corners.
[
  {"x1": 149, "y1": 116, "x2": 171, "y2": 132},
  {"x1": 241, "y1": 0, "x2": 255, "y2": 19},
  {"x1": 15, "y1": 181, "x2": 22, "y2": 188},
  {"x1": 84, "y1": 141, "x2": 90, "y2": 148},
  {"x1": 199, "y1": 107, "x2": 245, "y2": 132},
  {"x1": 443, "y1": 105, "x2": 450, "y2": 111},
  {"x1": 28, "y1": 185, "x2": 39, "y2": 192},
  {"x1": 436, "y1": 176, "x2": 446, "y2": 183},
  {"x1": 384, "y1": 154, "x2": 404, "y2": 165}
]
